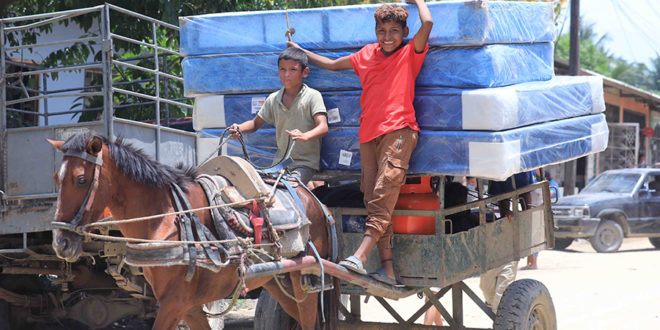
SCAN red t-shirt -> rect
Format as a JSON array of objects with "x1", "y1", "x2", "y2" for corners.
[{"x1": 349, "y1": 38, "x2": 428, "y2": 143}]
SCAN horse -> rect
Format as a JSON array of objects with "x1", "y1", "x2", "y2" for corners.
[{"x1": 48, "y1": 132, "x2": 332, "y2": 329}]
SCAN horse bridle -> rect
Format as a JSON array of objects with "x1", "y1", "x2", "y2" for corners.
[{"x1": 51, "y1": 149, "x2": 104, "y2": 234}]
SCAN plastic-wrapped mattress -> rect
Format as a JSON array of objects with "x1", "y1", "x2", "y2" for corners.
[
  {"x1": 202, "y1": 114, "x2": 608, "y2": 180},
  {"x1": 179, "y1": 1, "x2": 554, "y2": 56},
  {"x1": 193, "y1": 76, "x2": 604, "y2": 131},
  {"x1": 183, "y1": 43, "x2": 553, "y2": 96}
]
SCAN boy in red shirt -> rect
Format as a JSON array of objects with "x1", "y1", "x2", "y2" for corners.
[{"x1": 288, "y1": 0, "x2": 432, "y2": 285}]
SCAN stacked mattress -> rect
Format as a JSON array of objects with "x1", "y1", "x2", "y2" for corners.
[{"x1": 184, "y1": 1, "x2": 609, "y2": 180}]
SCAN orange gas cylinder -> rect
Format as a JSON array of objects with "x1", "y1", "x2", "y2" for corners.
[{"x1": 392, "y1": 176, "x2": 438, "y2": 235}]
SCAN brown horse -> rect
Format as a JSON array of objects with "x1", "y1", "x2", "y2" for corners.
[{"x1": 48, "y1": 132, "x2": 331, "y2": 329}]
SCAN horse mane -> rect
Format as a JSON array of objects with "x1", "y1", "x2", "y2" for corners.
[{"x1": 61, "y1": 132, "x2": 197, "y2": 189}]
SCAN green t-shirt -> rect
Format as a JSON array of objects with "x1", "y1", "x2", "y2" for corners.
[{"x1": 257, "y1": 84, "x2": 326, "y2": 170}]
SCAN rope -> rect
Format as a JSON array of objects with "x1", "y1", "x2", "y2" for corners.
[
  {"x1": 274, "y1": 273, "x2": 308, "y2": 303},
  {"x1": 82, "y1": 231, "x2": 279, "y2": 247},
  {"x1": 81, "y1": 198, "x2": 264, "y2": 229},
  {"x1": 204, "y1": 276, "x2": 244, "y2": 318},
  {"x1": 199, "y1": 127, "x2": 233, "y2": 166}
]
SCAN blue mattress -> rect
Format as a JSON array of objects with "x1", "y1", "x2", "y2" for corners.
[
  {"x1": 183, "y1": 43, "x2": 553, "y2": 96},
  {"x1": 179, "y1": 1, "x2": 554, "y2": 56},
  {"x1": 193, "y1": 76, "x2": 605, "y2": 131},
  {"x1": 202, "y1": 114, "x2": 608, "y2": 181}
]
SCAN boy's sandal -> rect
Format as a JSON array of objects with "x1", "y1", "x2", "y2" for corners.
[
  {"x1": 369, "y1": 268, "x2": 405, "y2": 288},
  {"x1": 339, "y1": 256, "x2": 367, "y2": 275}
]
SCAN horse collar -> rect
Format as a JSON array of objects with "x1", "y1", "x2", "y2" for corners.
[{"x1": 52, "y1": 149, "x2": 103, "y2": 233}]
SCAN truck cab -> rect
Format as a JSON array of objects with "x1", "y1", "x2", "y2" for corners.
[{"x1": 553, "y1": 168, "x2": 660, "y2": 252}]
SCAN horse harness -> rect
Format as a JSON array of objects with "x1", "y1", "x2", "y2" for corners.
[
  {"x1": 51, "y1": 147, "x2": 339, "y2": 305},
  {"x1": 51, "y1": 149, "x2": 103, "y2": 233}
]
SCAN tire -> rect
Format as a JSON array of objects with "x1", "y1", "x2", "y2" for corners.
[
  {"x1": 553, "y1": 238, "x2": 573, "y2": 250},
  {"x1": 0, "y1": 299, "x2": 9, "y2": 330},
  {"x1": 649, "y1": 237, "x2": 660, "y2": 249},
  {"x1": 494, "y1": 279, "x2": 557, "y2": 330},
  {"x1": 590, "y1": 220, "x2": 624, "y2": 253},
  {"x1": 254, "y1": 290, "x2": 297, "y2": 330}
]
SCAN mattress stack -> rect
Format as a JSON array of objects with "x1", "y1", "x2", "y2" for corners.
[{"x1": 182, "y1": 1, "x2": 608, "y2": 180}]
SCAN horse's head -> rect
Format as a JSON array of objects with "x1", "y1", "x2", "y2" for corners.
[{"x1": 48, "y1": 134, "x2": 108, "y2": 262}]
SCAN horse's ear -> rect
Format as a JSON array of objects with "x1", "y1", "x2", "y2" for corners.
[
  {"x1": 47, "y1": 139, "x2": 64, "y2": 151},
  {"x1": 86, "y1": 136, "x2": 103, "y2": 155}
]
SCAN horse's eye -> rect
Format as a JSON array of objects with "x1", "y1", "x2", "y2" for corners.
[{"x1": 77, "y1": 176, "x2": 88, "y2": 185}]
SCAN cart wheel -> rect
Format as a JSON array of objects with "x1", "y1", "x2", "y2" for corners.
[
  {"x1": 494, "y1": 279, "x2": 556, "y2": 330},
  {"x1": 254, "y1": 290, "x2": 297, "y2": 330},
  {"x1": 553, "y1": 238, "x2": 573, "y2": 250},
  {"x1": 0, "y1": 299, "x2": 9, "y2": 330},
  {"x1": 649, "y1": 237, "x2": 660, "y2": 249},
  {"x1": 590, "y1": 220, "x2": 623, "y2": 253}
]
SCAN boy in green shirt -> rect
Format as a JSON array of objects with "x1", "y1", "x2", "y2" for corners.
[{"x1": 229, "y1": 48, "x2": 328, "y2": 184}]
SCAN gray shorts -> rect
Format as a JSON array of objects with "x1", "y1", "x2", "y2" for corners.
[{"x1": 287, "y1": 166, "x2": 316, "y2": 185}]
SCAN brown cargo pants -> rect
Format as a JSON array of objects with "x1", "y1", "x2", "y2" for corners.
[{"x1": 360, "y1": 127, "x2": 418, "y2": 248}]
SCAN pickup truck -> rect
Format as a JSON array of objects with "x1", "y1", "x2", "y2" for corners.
[{"x1": 553, "y1": 168, "x2": 660, "y2": 252}]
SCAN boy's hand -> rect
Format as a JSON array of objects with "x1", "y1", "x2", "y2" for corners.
[
  {"x1": 286, "y1": 129, "x2": 309, "y2": 142},
  {"x1": 228, "y1": 124, "x2": 241, "y2": 139}
]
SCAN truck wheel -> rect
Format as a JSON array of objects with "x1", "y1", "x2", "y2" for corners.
[
  {"x1": 553, "y1": 238, "x2": 573, "y2": 250},
  {"x1": 590, "y1": 220, "x2": 623, "y2": 253},
  {"x1": 649, "y1": 237, "x2": 660, "y2": 249},
  {"x1": 254, "y1": 290, "x2": 297, "y2": 330},
  {"x1": 494, "y1": 279, "x2": 556, "y2": 330}
]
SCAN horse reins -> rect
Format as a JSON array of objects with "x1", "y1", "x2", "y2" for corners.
[{"x1": 51, "y1": 149, "x2": 103, "y2": 234}]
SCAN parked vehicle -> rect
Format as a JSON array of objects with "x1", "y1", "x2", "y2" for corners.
[
  {"x1": 553, "y1": 168, "x2": 660, "y2": 252},
  {"x1": 0, "y1": 5, "x2": 201, "y2": 328}
]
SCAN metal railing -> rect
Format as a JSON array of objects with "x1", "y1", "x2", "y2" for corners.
[{"x1": 1, "y1": 4, "x2": 194, "y2": 192}]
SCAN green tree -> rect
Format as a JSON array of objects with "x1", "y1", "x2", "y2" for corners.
[
  {"x1": 2, "y1": 0, "x2": 364, "y2": 125},
  {"x1": 555, "y1": 21, "x2": 613, "y2": 75},
  {"x1": 649, "y1": 55, "x2": 660, "y2": 92}
]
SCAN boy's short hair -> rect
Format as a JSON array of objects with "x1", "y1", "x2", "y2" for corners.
[
  {"x1": 374, "y1": 4, "x2": 409, "y2": 29},
  {"x1": 278, "y1": 47, "x2": 309, "y2": 69}
]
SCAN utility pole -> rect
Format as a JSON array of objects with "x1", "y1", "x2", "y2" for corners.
[{"x1": 564, "y1": 0, "x2": 580, "y2": 196}]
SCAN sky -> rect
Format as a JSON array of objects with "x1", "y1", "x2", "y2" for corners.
[{"x1": 562, "y1": 0, "x2": 660, "y2": 68}]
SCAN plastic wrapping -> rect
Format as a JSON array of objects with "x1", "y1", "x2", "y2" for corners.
[
  {"x1": 179, "y1": 1, "x2": 554, "y2": 56},
  {"x1": 193, "y1": 76, "x2": 604, "y2": 131},
  {"x1": 183, "y1": 42, "x2": 553, "y2": 96},
  {"x1": 202, "y1": 114, "x2": 608, "y2": 181}
]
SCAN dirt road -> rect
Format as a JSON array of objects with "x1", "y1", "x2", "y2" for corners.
[
  {"x1": 224, "y1": 237, "x2": 660, "y2": 329},
  {"x1": 352, "y1": 237, "x2": 660, "y2": 329}
]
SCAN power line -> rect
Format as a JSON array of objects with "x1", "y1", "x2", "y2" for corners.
[
  {"x1": 646, "y1": 0, "x2": 660, "y2": 19},
  {"x1": 615, "y1": 0, "x2": 658, "y2": 42},
  {"x1": 607, "y1": 0, "x2": 638, "y2": 63},
  {"x1": 611, "y1": 0, "x2": 659, "y2": 53}
]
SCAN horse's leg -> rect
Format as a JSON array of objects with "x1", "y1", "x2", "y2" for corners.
[
  {"x1": 151, "y1": 301, "x2": 185, "y2": 330},
  {"x1": 289, "y1": 271, "x2": 319, "y2": 330},
  {"x1": 183, "y1": 305, "x2": 211, "y2": 330},
  {"x1": 262, "y1": 279, "x2": 302, "y2": 323}
]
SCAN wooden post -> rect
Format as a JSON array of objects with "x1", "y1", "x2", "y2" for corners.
[{"x1": 564, "y1": 0, "x2": 580, "y2": 196}]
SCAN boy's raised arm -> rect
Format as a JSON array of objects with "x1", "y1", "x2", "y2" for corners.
[
  {"x1": 408, "y1": 0, "x2": 433, "y2": 53},
  {"x1": 287, "y1": 41, "x2": 352, "y2": 71}
]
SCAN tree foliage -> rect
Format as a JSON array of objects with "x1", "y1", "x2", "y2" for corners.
[{"x1": 1, "y1": 0, "x2": 367, "y2": 124}]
